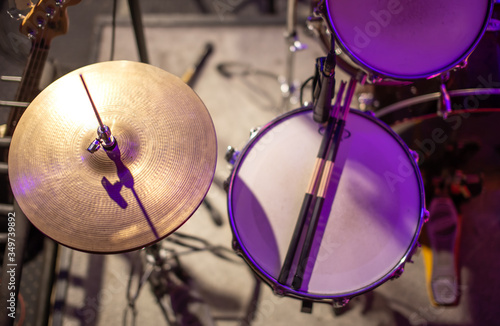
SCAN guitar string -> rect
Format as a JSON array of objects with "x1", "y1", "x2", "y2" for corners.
[{"x1": 8, "y1": 2, "x2": 52, "y2": 136}]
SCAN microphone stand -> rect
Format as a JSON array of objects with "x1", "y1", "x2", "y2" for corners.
[{"x1": 312, "y1": 48, "x2": 336, "y2": 123}]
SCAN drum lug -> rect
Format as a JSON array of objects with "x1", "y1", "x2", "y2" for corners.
[
  {"x1": 391, "y1": 265, "x2": 405, "y2": 280},
  {"x1": 223, "y1": 176, "x2": 231, "y2": 193},
  {"x1": 487, "y1": 18, "x2": 500, "y2": 32},
  {"x1": 332, "y1": 297, "x2": 350, "y2": 308},
  {"x1": 225, "y1": 146, "x2": 240, "y2": 165},
  {"x1": 249, "y1": 127, "x2": 260, "y2": 139},
  {"x1": 409, "y1": 149, "x2": 419, "y2": 164},
  {"x1": 406, "y1": 242, "x2": 420, "y2": 264},
  {"x1": 368, "y1": 73, "x2": 383, "y2": 84},
  {"x1": 423, "y1": 209, "x2": 430, "y2": 223},
  {"x1": 232, "y1": 238, "x2": 242, "y2": 253},
  {"x1": 272, "y1": 284, "x2": 286, "y2": 297},
  {"x1": 456, "y1": 57, "x2": 468, "y2": 70},
  {"x1": 363, "y1": 110, "x2": 376, "y2": 118}
]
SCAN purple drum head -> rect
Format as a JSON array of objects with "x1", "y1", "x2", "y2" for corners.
[{"x1": 326, "y1": 0, "x2": 492, "y2": 79}]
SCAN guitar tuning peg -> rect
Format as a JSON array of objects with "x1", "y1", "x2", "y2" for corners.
[
  {"x1": 27, "y1": 31, "x2": 36, "y2": 40},
  {"x1": 37, "y1": 16, "x2": 47, "y2": 29},
  {"x1": 46, "y1": 6, "x2": 56, "y2": 18},
  {"x1": 7, "y1": 8, "x2": 26, "y2": 20}
]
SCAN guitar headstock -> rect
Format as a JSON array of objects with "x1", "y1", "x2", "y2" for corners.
[{"x1": 19, "y1": 0, "x2": 81, "y2": 46}]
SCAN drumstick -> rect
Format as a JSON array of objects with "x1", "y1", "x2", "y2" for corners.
[
  {"x1": 277, "y1": 81, "x2": 346, "y2": 285},
  {"x1": 181, "y1": 43, "x2": 214, "y2": 87},
  {"x1": 291, "y1": 77, "x2": 356, "y2": 290}
]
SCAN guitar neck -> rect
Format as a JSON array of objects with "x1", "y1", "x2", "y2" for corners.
[
  {"x1": 5, "y1": 41, "x2": 50, "y2": 137},
  {"x1": 4, "y1": 0, "x2": 82, "y2": 137}
]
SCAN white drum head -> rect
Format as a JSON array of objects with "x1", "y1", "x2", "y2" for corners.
[
  {"x1": 326, "y1": 0, "x2": 491, "y2": 79},
  {"x1": 228, "y1": 109, "x2": 424, "y2": 299}
]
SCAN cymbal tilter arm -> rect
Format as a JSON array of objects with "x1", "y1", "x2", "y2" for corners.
[{"x1": 79, "y1": 74, "x2": 116, "y2": 152}]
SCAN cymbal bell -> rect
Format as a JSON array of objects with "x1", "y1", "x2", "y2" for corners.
[{"x1": 8, "y1": 60, "x2": 217, "y2": 253}]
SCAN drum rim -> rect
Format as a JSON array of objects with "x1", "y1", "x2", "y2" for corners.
[
  {"x1": 325, "y1": 0, "x2": 494, "y2": 80},
  {"x1": 227, "y1": 106, "x2": 426, "y2": 301},
  {"x1": 375, "y1": 88, "x2": 500, "y2": 120}
]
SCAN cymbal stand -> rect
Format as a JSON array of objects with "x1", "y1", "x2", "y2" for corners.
[
  {"x1": 124, "y1": 233, "x2": 240, "y2": 326},
  {"x1": 125, "y1": 244, "x2": 177, "y2": 326}
]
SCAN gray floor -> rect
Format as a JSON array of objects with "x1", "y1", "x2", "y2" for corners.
[{"x1": 1, "y1": 1, "x2": 500, "y2": 325}]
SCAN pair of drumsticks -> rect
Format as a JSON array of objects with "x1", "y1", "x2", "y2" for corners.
[{"x1": 278, "y1": 77, "x2": 357, "y2": 289}]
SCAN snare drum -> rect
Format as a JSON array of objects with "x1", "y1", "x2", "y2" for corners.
[
  {"x1": 227, "y1": 107, "x2": 425, "y2": 304},
  {"x1": 325, "y1": 0, "x2": 493, "y2": 80}
]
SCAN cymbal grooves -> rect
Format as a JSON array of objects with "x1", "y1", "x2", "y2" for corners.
[{"x1": 8, "y1": 61, "x2": 217, "y2": 253}]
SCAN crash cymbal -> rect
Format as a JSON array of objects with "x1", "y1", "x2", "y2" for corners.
[{"x1": 8, "y1": 60, "x2": 217, "y2": 253}]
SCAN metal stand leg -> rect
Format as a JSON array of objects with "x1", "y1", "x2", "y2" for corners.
[{"x1": 127, "y1": 0, "x2": 149, "y2": 64}]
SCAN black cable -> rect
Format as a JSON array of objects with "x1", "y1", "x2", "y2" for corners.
[{"x1": 300, "y1": 75, "x2": 314, "y2": 106}]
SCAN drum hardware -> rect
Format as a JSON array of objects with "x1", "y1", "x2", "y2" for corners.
[
  {"x1": 409, "y1": 149, "x2": 420, "y2": 166},
  {"x1": 7, "y1": 60, "x2": 217, "y2": 254},
  {"x1": 422, "y1": 141, "x2": 483, "y2": 306},
  {"x1": 426, "y1": 196, "x2": 460, "y2": 306},
  {"x1": 487, "y1": 17, "x2": 500, "y2": 31},
  {"x1": 79, "y1": 74, "x2": 116, "y2": 152},
  {"x1": 224, "y1": 125, "x2": 260, "y2": 167},
  {"x1": 431, "y1": 170, "x2": 483, "y2": 206},
  {"x1": 437, "y1": 73, "x2": 452, "y2": 119},
  {"x1": 225, "y1": 146, "x2": 240, "y2": 166},
  {"x1": 125, "y1": 233, "x2": 240, "y2": 326},
  {"x1": 310, "y1": 48, "x2": 336, "y2": 123},
  {"x1": 374, "y1": 88, "x2": 500, "y2": 122},
  {"x1": 425, "y1": 141, "x2": 484, "y2": 205}
]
